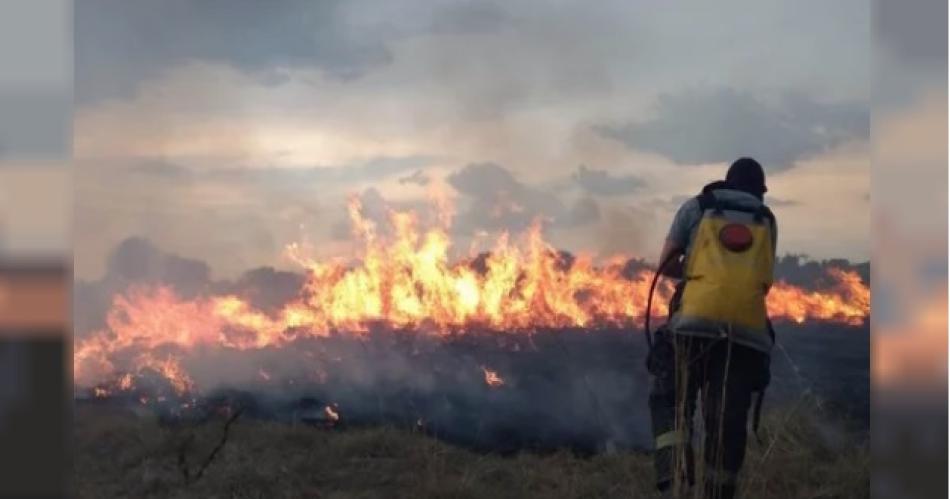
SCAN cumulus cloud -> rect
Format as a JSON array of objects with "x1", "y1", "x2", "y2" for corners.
[
  {"x1": 598, "y1": 88, "x2": 869, "y2": 171},
  {"x1": 571, "y1": 165, "x2": 645, "y2": 196}
]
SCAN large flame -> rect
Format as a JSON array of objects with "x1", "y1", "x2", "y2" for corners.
[{"x1": 74, "y1": 196, "x2": 869, "y2": 394}]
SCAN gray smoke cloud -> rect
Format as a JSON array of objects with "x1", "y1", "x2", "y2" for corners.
[
  {"x1": 76, "y1": 0, "x2": 391, "y2": 103},
  {"x1": 76, "y1": 0, "x2": 512, "y2": 104},
  {"x1": 129, "y1": 156, "x2": 438, "y2": 186},
  {"x1": 73, "y1": 237, "x2": 304, "y2": 337},
  {"x1": 598, "y1": 89, "x2": 869, "y2": 171},
  {"x1": 447, "y1": 162, "x2": 601, "y2": 233},
  {"x1": 398, "y1": 170, "x2": 431, "y2": 186},
  {"x1": 571, "y1": 165, "x2": 646, "y2": 196}
]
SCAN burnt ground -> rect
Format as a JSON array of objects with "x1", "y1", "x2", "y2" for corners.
[
  {"x1": 77, "y1": 322, "x2": 869, "y2": 455},
  {"x1": 74, "y1": 322, "x2": 869, "y2": 497}
]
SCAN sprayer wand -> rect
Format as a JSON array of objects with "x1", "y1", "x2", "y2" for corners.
[{"x1": 644, "y1": 250, "x2": 682, "y2": 352}]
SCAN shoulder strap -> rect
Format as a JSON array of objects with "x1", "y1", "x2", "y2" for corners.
[
  {"x1": 697, "y1": 192, "x2": 776, "y2": 226},
  {"x1": 695, "y1": 191, "x2": 719, "y2": 213}
]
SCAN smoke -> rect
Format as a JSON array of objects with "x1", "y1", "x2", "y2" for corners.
[
  {"x1": 572, "y1": 165, "x2": 645, "y2": 197},
  {"x1": 398, "y1": 170, "x2": 431, "y2": 186},
  {"x1": 774, "y1": 254, "x2": 870, "y2": 290},
  {"x1": 594, "y1": 206, "x2": 654, "y2": 257},
  {"x1": 74, "y1": 238, "x2": 303, "y2": 336},
  {"x1": 598, "y1": 89, "x2": 869, "y2": 171},
  {"x1": 447, "y1": 162, "x2": 572, "y2": 232}
]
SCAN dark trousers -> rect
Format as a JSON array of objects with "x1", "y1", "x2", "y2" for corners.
[{"x1": 648, "y1": 330, "x2": 770, "y2": 499}]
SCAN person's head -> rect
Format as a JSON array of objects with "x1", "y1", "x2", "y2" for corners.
[{"x1": 725, "y1": 157, "x2": 767, "y2": 199}]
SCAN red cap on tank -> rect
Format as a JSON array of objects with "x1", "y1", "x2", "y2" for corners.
[{"x1": 719, "y1": 223, "x2": 754, "y2": 252}]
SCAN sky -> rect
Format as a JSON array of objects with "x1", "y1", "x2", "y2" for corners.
[{"x1": 73, "y1": 0, "x2": 871, "y2": 279}]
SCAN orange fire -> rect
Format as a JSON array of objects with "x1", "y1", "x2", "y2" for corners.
[
  {"x1": 73, "y1": 196, "x2": 869, "y2": 395},
  {"x1": 767, "y1": 268, "x2": 870, "y2": 326}
]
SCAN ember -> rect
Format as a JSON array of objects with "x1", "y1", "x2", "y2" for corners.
[{"x1": 482, "y1": 366, "x2": 505, "y2": 388}]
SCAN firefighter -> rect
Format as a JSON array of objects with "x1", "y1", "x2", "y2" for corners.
[{"x1": 647, "y1": 157, "x2": 776, "y2": 499}]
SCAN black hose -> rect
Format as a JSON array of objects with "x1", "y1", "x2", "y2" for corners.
[{"x1": 644, "y1": 251, "x2": 682, "y2": 351}]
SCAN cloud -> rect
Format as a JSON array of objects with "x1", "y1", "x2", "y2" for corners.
[
  {"x1": 571, "y1": 165, "x2": 645, "y2": 196},
  {"x1": 597, "y1": 88, "x2": 868, "y2": 171},
  {"x1": 75, "y1": 0, "x2": 397, "y2": 103},
  {"x1": 568, "y1": 197, "x2": 601, "y2": 226},
  {"x1": 669, "y1": 195, "x2": 693, "y2": 208},
  {"x1": 398, "y1": 170, "x2": 431, "y2": 186},
  {"x1": 427, "y1": 1, "x2": 511, "y2": 35},
  {"x1": 669, "y1": 193, "x2": 799, "y2": 208},
  {"x1": 75, "y1": 0, "x2": 513, "y2": 104},
  {"x1": 767, "y1": 197, "x2": 801, "y2": 207},
  {"x1": 127, "y1": 160, "x2": 195, "y2": 181},
  {"x1": 130, "y1": 155, "x2": 437, "y2": 186},
  {"x1": 448, "y1": 162, "x2": 522, "y2": 197}
]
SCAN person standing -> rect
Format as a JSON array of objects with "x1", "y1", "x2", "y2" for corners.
[{"x1": 648, "y1": 157, "x2": 777, "y2": 498}]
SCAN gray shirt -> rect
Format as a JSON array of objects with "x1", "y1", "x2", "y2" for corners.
[{"x1": 667, "y1": 188, "x2": 778, "y2": 257}]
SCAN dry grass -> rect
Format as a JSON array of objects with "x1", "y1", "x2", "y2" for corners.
[{"x1": 75, "y1": 402, "x2": 867, "y2": 498}]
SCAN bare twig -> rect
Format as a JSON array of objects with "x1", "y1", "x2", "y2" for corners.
[
  {"x1": 178, "y1": 408, "x2": 244, "y2": 485},
  {"x1": 193, "y1": 408, "x2": 244, "y2": 482}
]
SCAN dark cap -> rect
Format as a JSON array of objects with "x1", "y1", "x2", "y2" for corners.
[{"x1": 725, "y1": 157, "x2": 767, "y2": 196}]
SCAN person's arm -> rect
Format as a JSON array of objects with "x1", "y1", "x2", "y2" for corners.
[
  {"x1": 658, "y1": 197, "x2": 698, "y2": 279},
  {"x1": 658, "y1": 239, "x2": 684, "y2": 278}
]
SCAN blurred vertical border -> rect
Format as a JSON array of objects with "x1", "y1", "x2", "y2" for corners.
[
  {"x1": 0, "y1": 0, "x2": 943, "y2": 497},
  {"x1": 0, "y1": 0, "x2": 71, "y2": 497},
  {"x1": 872, "y1": 0, "x2": 948, "y2": 497}
]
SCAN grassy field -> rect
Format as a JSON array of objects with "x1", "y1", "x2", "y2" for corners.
[{"x1": 75, "y1": 402, "x2": 868, "y2": 498}]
